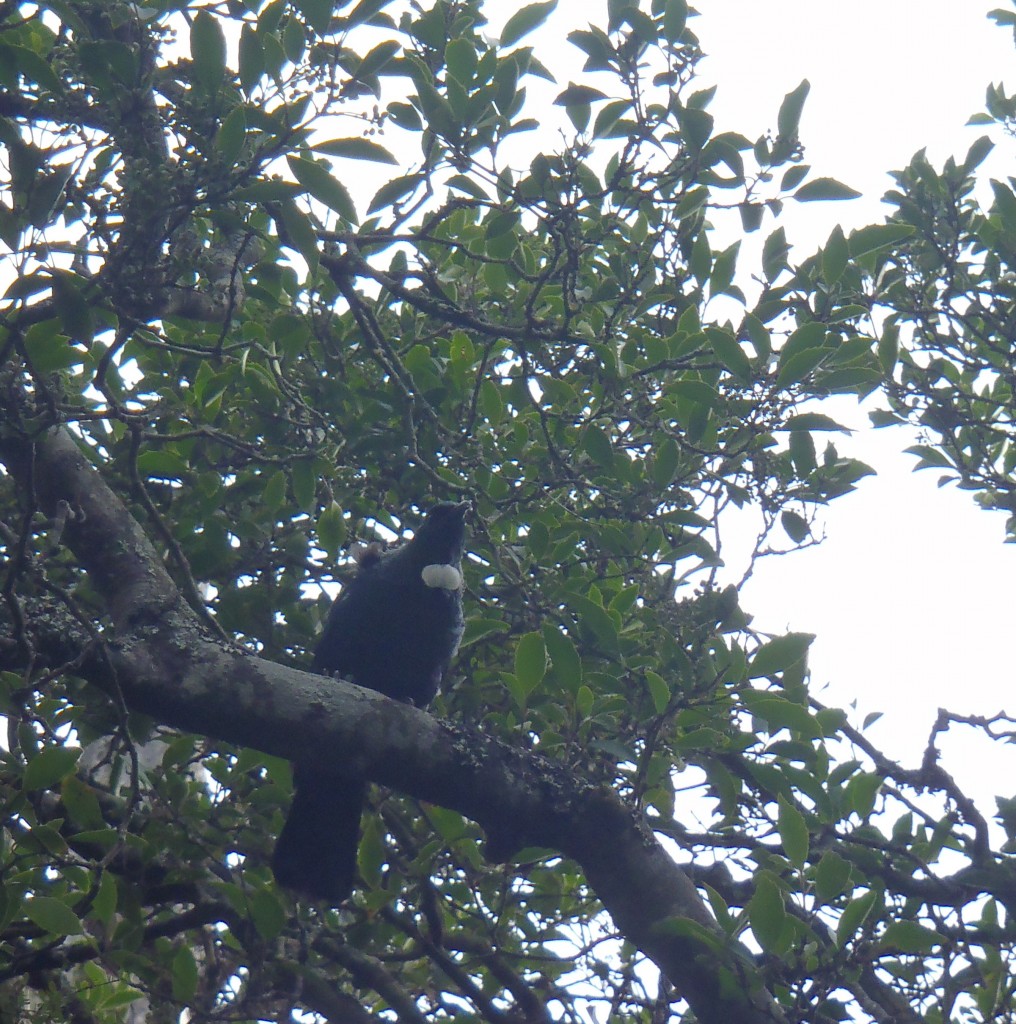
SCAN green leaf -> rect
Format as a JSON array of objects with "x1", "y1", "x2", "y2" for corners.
[
  {"x1": 291, "y1": 459, "x2": 317, "y2": 512},
  {"x1": 650, "y1": 915, "x2": 727, "y2": 954},
  {"x1": 368, "y1": 173, "x2": 421, "y2": 214},
  {"x1": 191, "y1": 10, "x2": 226, "y2": 92},
  {"x1": 781, "y1": 323, "x2": 829, "y2": 368},
  {"x1": 294, "y1": 0, "x2": 334, "y2": 34},
  {"x1": 502, "y1": 2, "x2": 558, "y2": 48},
  {"x1": 748, "y1": 873, "x2": 786, "y2": 952},
  {"x1": 662, "y1": 0, "x2": 688, "y2": 42},
  {"x1": 878, "y1": 921, "x2": 942, "y2": 954},
  {"x1": 762, "y1": 226, "x2": 789, "y2": 280},
  {"x1": 446, "y1": 174, "x2": 491, "y2": 199},
  {"x1": 744, "y1": 694, "x2": 817, "y2": 736},
  {"x1": 0, "y1": 42, "x2": 62, "y2": 93},
  {"x1": 60, "y1": 775, "x2": 104, "y2": 829},
  {"x1": 847, "y1": 772, "x2": 882, "y2": 817},
  {"x1": 277, "y1": 198, "x2": 319, "y2": 269},
  {"x1": 706, "y1": 327, "x2": 751, "y2": 382},
  {"x1": 25, "y1": 896, "x2": 83, "y2": 937},
  {"x1": 848, "y1": 223, "x2": 915, "y2": 258},
  {"x1": 288, "y1": 155, "x2": 358, "y2": 223},
  {"x1": 776, "y1": 79, "x2": 809, "y2": 140},
  {"x1": 690, "y1": 230, "x2": 711, "y2": 285},
  {"x1": 645, "y1": 670, "x2": 670, "y2": 714},
  {"x1": 514, "y1": 632, "x2": 548, "y2": 694},
  {"x1": 262, "y1": 469, "x2": 287, "y2": 513},
  {"x1": 282, "y1": 17, "x2": 305, "y2": 63},
  {"x1": 542, "y1": 625, "x2": 582, "y2": 689},
  {"x1": 76, "y1": 40, "x2": 136, "y2": 91},
  {"x1": 739, "y1": 202, "x2": 764, "y2": 232},
  {"x1": 478, "y1": 378, "x2": 504, "y2": 425},
  {"x1": 583, "y1": 424, "x2": 614, "y2": 468},
  {"x1": 592, "y1": 98, "x2": 632, "y2": 138},
  {"x1": 137, "y1": 452, "x2": 192, "y2": 483},
  {"x1": 216, "y1": 104, "x2": 247, "y2": 165},
  {"x1": 677, "y1": 105, "x2": 713, "y2": 151},
  {"x1": 822, "y1": 224, "x2": 849, "y2": 284},
  {"x1": 354, "y1": 39, "x2": 401, "y2": 81},
  {"x1": 777, "y1": 795, "x2": 809, "y2": 867},
  {"x1": 780, "y1": 510, "x2": 809, "y2": 543},
  {"x1": 781, "y1": 413, "x2": 849, "y2": 432},
  {"x1": 313, "y1": 137, "x2": 398, "y2": 164},
  {"x1": 814, "y1": 850, "x2": 851, "y2": 903},
  {"x1": 708, "y1": 241, "x2": 739, "y2": 297},
  {"x1": 780, "y1": 163, "x2": 810, "y2": 191},
  {"x1": 748, "y1": 633, "x2": 813, "y2": 678},
  {"x1": 445, "y1": 37, "x2": 477, "y2": 84},
  {"x1": 573, "y1": 595, "x2": 620, "y2": 653},
  {"x1": 575, "y1": 684, "x2": 594, "y2": 717},
  {"x1": 86, "y1": 871, "x2": 116, "y2": 928},
  {"x1": 836, "y1": 890, "x2": 878, "y2": 946},
  {"x1": 793, "y1": 177, "x2": 861, "y2": 202},
  {"x1": 24, "y1": 320, "x2": 74, "y2": 373},
  {"x1": 961, "y1": 134, "x2": 994, "y2": 173},
  {"x1": 317, "y1": 504, "x2": 347, "y2": 560},
  {"x1": 652, "y1": 436, "x2": 680, "y2": 488},
  {"x1": 238, "y1": 24, "x2": 263, "y2": 94},
  {"x1": 23, "y1": 745, "x2": 80, "y2": 790},
  {"x1": 171, "y1": 945, "x2": 199, "y2": 1002},
  {"x1": 776, "y1": 347, "x2": 831, "y2": 387},
  {"x1": 554, "y1": 83, "x2": 608, "y2": 106},
  {"x1": 676, "y1": 185, "x2": 708, "y2": 219},
  {"x1": 877, "y1": 322, "x2": 899, "y2": 375},
  {"x1": 250, "y1": 889, "x2": 287, "y2": 941}
]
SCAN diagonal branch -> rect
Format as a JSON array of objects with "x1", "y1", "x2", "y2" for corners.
[{"x1": 0, "y1": 416, "x2": 787, "y2": 1024}]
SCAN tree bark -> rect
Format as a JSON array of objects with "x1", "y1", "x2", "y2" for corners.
[{"x1": 0, "y1": 418, "x2": 787, "y2": 1024}]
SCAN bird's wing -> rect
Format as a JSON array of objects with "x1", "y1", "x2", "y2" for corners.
[{"x1": 311, "y1": 570, "x2": 384, "y2": 676}]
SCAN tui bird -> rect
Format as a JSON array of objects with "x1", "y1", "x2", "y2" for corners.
[{"x1": 272, "y1": 502, "x2": 468, "y2": 903}]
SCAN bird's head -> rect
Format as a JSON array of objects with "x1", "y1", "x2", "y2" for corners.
[{"x1": 409, "y1": 501, "x2": 469, "y2": 570}]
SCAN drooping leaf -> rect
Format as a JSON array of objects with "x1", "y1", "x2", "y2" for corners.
[
  {"x1": 190, "y1": 10, "x2": 226, "y2": 92},
  {"x1": 288, "y1": 155, "x2": 358, "y2": 223}
]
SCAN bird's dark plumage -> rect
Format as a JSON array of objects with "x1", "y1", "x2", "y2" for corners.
[{"x1": 272, "y1": 502, "x2": 468, "y2": 903}]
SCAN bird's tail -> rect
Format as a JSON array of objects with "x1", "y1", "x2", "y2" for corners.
[{"x1": 272, "y1": 764, "x2": 366, "y2": 903}]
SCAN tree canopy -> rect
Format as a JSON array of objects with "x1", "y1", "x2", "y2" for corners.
[{"x1": 1, "y1": 1, "x2": 1014, "y2": 1022}]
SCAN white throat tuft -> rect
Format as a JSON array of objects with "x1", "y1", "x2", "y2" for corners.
[{"x1": 421, "y1": 563, "x2": 462, "y2": 590}]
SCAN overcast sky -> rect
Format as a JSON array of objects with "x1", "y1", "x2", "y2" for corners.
[{"x1": 686, "y1": 1, "x2": 1016, "y2": 789}]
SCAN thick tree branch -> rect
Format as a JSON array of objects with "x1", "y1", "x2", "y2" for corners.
[{"x1": 0, "y1": 419, "x2": 786, "y2": 1024}]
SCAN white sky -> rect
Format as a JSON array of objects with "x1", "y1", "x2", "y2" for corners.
[{"x1": 687, "y1": 1, "x2": 1016, "y2": 789}]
